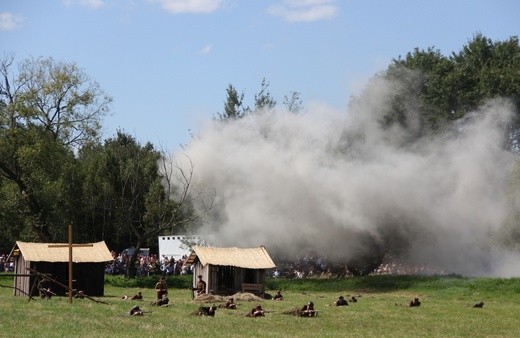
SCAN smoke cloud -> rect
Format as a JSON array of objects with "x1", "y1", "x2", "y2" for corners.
[{"x1": 173, "y1": 76, "x2": 520, "y2": 277}]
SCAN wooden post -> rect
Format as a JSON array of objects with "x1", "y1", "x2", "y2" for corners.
[{"x1": 48, "y1": 224, "x2": 93, "y2": 303}]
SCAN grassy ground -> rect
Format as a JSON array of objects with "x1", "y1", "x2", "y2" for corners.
[{"x1": 0, "y1": 274, "x2": 519, "y2": 337}]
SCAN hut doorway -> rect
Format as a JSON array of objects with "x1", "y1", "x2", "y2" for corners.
[{"x1": 217, "y1": 266, "x2": 235, "y2": 294}]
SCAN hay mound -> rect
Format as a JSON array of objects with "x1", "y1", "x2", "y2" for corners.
[
  {"x1": 192, "y1": 294, "x2": 225, "y2": 303},
  {"x1": 232, "y1": 292, "x2": 263, "y2": 302},
  {"x1": 192, "y1": 292, "x2": 263, "y2": 303}
]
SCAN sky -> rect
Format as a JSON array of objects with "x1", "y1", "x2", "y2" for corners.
[{"x1": 2, "y1": 0, "x2": 519, "y2": 152}]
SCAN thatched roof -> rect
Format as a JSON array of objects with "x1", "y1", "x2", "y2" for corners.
[
  {"x1": 186, "y1": 245, "x2": 276, "y2": 269},
  {"x1": 10, "y1": 241, "x2": 113, "y2": 263}
]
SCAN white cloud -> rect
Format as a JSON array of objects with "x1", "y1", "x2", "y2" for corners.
[
  {"x1": 268, "y1": 0, "x2": 337, "y2": 22},
  {"x1": 63, "y1": 0, "x2": 104, "y2": 9},
  {"x1": 149, "y1": 0, "x2": 221, "y2": 14},
  {"x1": 0, "y1": 12, "x2": 24, "y2": 31},
  {"x1": 200, "y1": 44, "x2": 212, "y2": 55}
]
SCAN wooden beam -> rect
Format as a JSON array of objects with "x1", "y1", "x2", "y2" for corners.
[{"x1": 48, "y1": 224, "x2": 93, "y2": 303}]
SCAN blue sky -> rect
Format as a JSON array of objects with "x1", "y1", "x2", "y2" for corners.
[{"x1": 1, "y1": 0, "x2": 519, "y2": 152}]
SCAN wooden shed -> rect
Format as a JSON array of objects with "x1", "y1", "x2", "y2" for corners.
[
  {"x1": 8, "y1": 241, "x2": 113, "y2": 297},
  {"x1": 186, "y1": 246, "x2": 276, "y2": 297}
]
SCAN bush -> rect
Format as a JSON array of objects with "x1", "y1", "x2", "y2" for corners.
[{"x1": 105, "y1": 274, "x2": 192, "y2": 289}]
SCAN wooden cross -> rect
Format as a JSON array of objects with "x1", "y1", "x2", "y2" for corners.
[{"x1": 48, "y1": 224, "x2": 93, "y2": 303}]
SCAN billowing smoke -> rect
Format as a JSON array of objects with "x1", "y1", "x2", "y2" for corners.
[{"x1": 172, "y1": 76, "x2": 520, "y2": 277}]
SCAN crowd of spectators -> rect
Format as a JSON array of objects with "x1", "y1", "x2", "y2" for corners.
[
  {"x1": 370, "y1": 259, "x2": 447, "y2": 276},
  {"x1": 105, "y1": 250, "x2": 193, "y2": 277},
  {"x1": 269, "y1": 252, "x2": 447, "y2": 279},
  {"x1": 0, "y1": 253, "x2": 14, "y2": 272}
]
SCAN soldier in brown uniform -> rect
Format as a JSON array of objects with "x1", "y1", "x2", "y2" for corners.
[
  {"x1": 129, "y1": 305, "x2": 144, "y2": 316},
  {"x1": 273, "y1": 290, "x2": 284, "y2": 301},
  {"x1": 155, "y1": 277, "x2": 168, "y2": 300},
  {"x1": 299, "y1": 302, "x2": 317, "y2": 317},
  {"x1": 194, "y1": 275, "x2": 206, "y2": 296},
  {"x1": 131, "y1": 291, "x2": 143, "y2": 300},
  {"x1": 334, "y1": 295, "x2": 348, "y2": 306},
  {"x1": 220, "y1": 297, "x2": 237, "y2": 309},
  {"x1": 248, "y1": 304, "x2": 265, "y2": 317},
  {"x1": 409, "y1": 297, "x2": 421, "y2": 307}
]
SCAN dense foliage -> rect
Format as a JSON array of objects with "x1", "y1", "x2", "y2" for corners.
[{"x1": 379, "y1": 33, "x2": 520, "y2": 143}]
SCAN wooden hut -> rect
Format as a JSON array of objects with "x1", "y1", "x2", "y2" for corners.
[
  {"x1": 8, "y1": 241, "x2": 113, "y2": 297},
  {"x1": 186, "y1": 246, "x2": 276, "y2": 297}
]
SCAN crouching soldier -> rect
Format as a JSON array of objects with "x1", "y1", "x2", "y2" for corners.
[{"x1": 151, "y1": 294, "x2": 169, "y2": 306}]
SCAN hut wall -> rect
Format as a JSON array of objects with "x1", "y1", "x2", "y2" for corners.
[{"x1": 12, "y1": 256, "x2": 30, "y2": 296}]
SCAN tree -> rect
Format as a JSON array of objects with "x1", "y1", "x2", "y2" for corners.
[
  {"x1": 254, "y1": 78, "x2": 276, "y2": 112},
  {"x1": 214, "y1": 84, "x2": 248, "y2": 121},
  {"x1": 382, "y1": 34, "x2": 520, "y2": 140},
  {"x1": 283, "y1": 91, "x2": 303, "y2": 114},
  {"x1": 0, "y1": 55, "x2": 112, "y2": 241},
  {"x1": 79, "y1": 131, "x2": 212, "y2": 277}
]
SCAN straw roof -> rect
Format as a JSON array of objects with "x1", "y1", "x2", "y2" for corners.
[
  {"x1": 187, "y1": 245, "x2": 276, "y2": 269},
  {"x1": 11, "y1": 241, "x2": 113, "y2": 263}
]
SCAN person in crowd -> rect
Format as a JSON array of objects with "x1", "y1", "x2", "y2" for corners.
[
  {"x1": 155, "y1": 276, "x2": 168, "y2": 300},
  {"x1": 273, "y1": 290, "x2": 284, "y2": 301},
  {"x1": 334, "y1": 295, "x2": 348, "y2": 306}
]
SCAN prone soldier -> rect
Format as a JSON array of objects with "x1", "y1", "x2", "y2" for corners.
[{"x1": 334, "y1": 295, "x2": 348, "y2": 306}]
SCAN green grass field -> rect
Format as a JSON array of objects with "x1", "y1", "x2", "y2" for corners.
[{"x1": 1, "y1": 274, "x2": 519, "y2": 337}]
